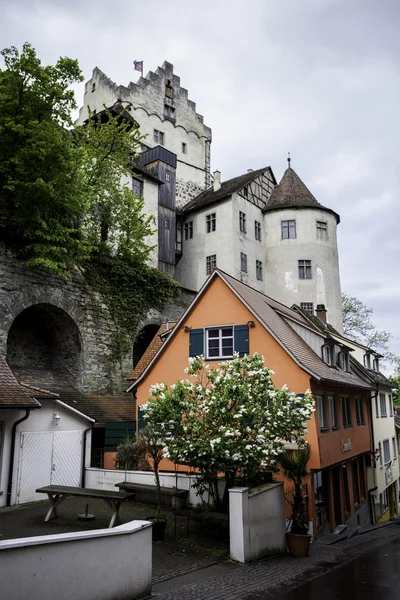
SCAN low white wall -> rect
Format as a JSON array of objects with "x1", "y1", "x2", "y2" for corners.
[
  {"x1": 229, "y1": 482, "x2": 287, "y2": 564},
  {"x1": 85, "y1": 467, "x2": 213, "y2": 506},
  {"x1": 0, "y1": 520, "x2": 152, "y2": 600}
]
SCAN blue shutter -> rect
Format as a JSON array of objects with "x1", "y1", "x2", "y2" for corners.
[
  {"x1": 189, "y1": 328, "x2": 204, "y2": 357},
  {"x1": 234, "y1": 325, "x2": 249, "y2": 356},
  {"x1": 137, "y1": 406, "x2": 146, "y2": 431}
]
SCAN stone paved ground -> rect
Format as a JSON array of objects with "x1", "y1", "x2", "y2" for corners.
[{"x1": 151, "y1": 523, "x2": 400, "y2": 600}]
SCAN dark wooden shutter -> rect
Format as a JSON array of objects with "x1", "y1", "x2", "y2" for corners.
[
  {"x1": 137, "y1": 406, "x2": 146, "y2": 431},
  {"x1": 234, "y1": 325, "x2": 249, "y2": 356},
  {"x1": 189, "y1": 328, "x2": 204, "y2": 357}
]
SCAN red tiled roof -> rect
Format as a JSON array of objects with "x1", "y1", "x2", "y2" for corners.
[
  {"x1": 127, "y1": 322, "x2": 177, "y2": 381},
  {"x1": 0, "y1": 354, "x2": 40, "y2": 408}
]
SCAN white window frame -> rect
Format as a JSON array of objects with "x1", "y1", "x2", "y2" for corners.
[
  {"x1": 322, "y1": 344, "x2": 333, "y2": 366},
  {"x1": 282, "y1": 220, "x2": 296, "y2": 239},
  {"x1": 256, "y1": 260, "x2": 263, "y2": 281},
  {"x1": 328, "y1": 396, "x2": 338, "y2": 428},
  {"x1": 338, "y1": 351, "x2": 349, "y2": 371},
  {"x1": 165, "y1": 170, "x2": 171, "y2": 182},
  {"x1": 206, "y1": 326, "x2": 234, "y2": 360},
  {"x1": 255, "y1": 220, "x2": 262, "y2": 241},
  {"x1": 316, "y1": 395, "x2": 328, "y2": 430},
  {"x1": 316, "y1": 220, "x2": 328, "y2": 240},
  {"x1": 240, "y1": 252, "x2": 248, "y2": 273},
  {"x1": 206, "y1": 213, "x2": 216, "y2": 233},
  {"x1": 383, "y1": 439, "x2": 391, "y2": 465},
  {"x1": 392, "y1": 437, "x2": 397, "y2": 461},
  {"x1": 378, "y1": 441, "x2": 383, "y2": 468},
  {"x1": 380, "y1": 393, "x2": 387, "y2": 418},
  {"x1": 184, "y1": 221, "x2": 193, "y2": 240},
  {"x1": 298, "y1": 259, "x2": 312, "y2": 279},
  {"x1": 355, "y1": 398, "x2": 365, "y2": 426},
  {"x1": 389, "y1": 395, "x2": 393, "y2": 417},
  {"x1": 341, "y1": 396, "x2": 352, "y2": 429},
  {"x1": 239, "y1": 211, "x2": 247, "y2": 234},
  {"x1": 206, "y1": 254, "x2": 217, "y2": 275},
  {"x1": 153, "y1": 129, "x2": 165, "y2": 145}
]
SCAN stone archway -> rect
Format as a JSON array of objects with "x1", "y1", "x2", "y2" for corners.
[{"x1": 6, "y1": 303, "x2": 83, "y2": 380}]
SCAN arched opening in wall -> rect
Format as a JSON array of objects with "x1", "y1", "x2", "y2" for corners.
[
  {"x1": 6, "y1": 304, "x2": 83, "y2": 380},
  {"x1": 132, "y1": 324, "x2": 160, "y2": 369}
]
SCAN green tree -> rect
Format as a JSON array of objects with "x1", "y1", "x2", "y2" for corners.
[
  {"x1": 143, "y1": 353, "x2": 315, "y2": 512},
  {"x1": 388, "y1": 360, "x2": 400, "y2": 406},
  {"x1": 0, "y1": 43, "x2": 86, "y2": 274},
  {"x1": 341, "y1": 293, "x2": 398, "y2": 368},
  {"x1": 0, "y1": 43, "x2": 180, "y2": 352}
]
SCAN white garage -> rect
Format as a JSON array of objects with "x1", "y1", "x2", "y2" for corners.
[{"x1": 12, "y1": 398, "x2": 93, "y2": 505}]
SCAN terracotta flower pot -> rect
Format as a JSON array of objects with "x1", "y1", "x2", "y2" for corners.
[{"x1": 286, "y1": 532, "x2": 311, "y2": 557}]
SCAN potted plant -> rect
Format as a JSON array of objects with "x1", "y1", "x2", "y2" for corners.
[
  {"x1": 279, "y1": 444, "x2": 312, "y2": 557},
  {"x1": 140, "y1": 424, "x2": 168, "y2": 541}
]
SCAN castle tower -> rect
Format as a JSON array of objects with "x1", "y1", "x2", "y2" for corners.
[
  {"x1": 76, "y1": 62, "x2": 212, "y2": 208},
  {"x1": 263, "y1": 165, "x2": 343, "y2": 332}
]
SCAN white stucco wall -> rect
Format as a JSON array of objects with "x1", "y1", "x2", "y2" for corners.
[
  {"x1": 369, "y1": 386, "x2": 399, "y2": 496},
  {"x1": 0, "y1": 520, "x2": 152, "y2": 600},
  {"x1": 264, "y1": 208, "x2": 343, "y2": 331},
  {"x1": 176, "y1": 198, "x2": 235, "y2": 291},
  {"x1": 229, "y1": 482, "x2": 286, "y2": 563}
]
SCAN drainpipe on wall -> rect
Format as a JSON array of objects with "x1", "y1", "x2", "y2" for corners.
[
  {"x1": 81, "y1": 424, "x2": 94, "y2": 488},
  {"x1": 6, "y1": 409, "x2": 31, "y2": 507}
]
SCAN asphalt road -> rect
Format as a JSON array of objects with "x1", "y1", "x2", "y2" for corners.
[{"x1": 251, "y1": 537, "x2": 400, "y2": 600}]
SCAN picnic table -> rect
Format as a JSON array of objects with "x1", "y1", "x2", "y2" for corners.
[{"x1": 35, "y1": 485, "x2": 135, "y2": 528}]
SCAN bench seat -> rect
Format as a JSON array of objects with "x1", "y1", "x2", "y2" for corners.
[{"x1": 116, "y1": 482, "x2": 188, "y2": 509}]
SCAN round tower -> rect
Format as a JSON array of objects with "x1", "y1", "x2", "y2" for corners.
[{"x1": 263, "y1": 165, "x2": 343, "y2": 332}]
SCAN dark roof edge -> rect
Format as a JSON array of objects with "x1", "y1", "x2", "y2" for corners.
[{"x1": 263, "y1": 204, "x2": 340, "y2": 224}]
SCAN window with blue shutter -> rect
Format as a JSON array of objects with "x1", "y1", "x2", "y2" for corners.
[
  {"x1": 137, "y1": 406, "x2": 147, "y2": 431},
  {"x1": 189, "y1": 328, "x2": 204, "y2": 357},
  {"x1": 234, "y1": 325, "x2": 249, "y2": 356}
]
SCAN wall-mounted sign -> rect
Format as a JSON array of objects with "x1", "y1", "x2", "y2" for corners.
[{"x1": 341, "y1": 438, "x2": 352, "y2": 453}]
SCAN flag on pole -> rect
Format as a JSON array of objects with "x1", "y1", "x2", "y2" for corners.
[{"x1": 134, "y1": 60, "x2": 143, "y2": 74}]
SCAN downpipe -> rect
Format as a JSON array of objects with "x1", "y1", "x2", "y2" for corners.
[{"x1": 6, "y1": 409, "x2": 31, "y2": 506}]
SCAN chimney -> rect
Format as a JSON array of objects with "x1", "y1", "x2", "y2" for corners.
[
  {"x1": 213, "y1": 170, "x2": 221, "y2": 192},
  {"x1": 316, "y1": 304, "x2": 327, "y2": 324}
]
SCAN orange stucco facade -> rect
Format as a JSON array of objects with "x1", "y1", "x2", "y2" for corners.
[{"x1": 135, "y1": 275, "x2": 373, "y2": 533}]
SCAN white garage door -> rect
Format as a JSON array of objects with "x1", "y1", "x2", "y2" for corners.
[{"x1": 17, "y1": 430, "x2": 82, "y2": 504}]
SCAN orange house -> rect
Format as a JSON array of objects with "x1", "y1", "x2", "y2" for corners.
[{"x1": 128, "y1": 270, "x2": 373, "y2": 536}]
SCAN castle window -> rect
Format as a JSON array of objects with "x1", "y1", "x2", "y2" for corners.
[
  {"x1": 91, "y1": 82, "x2": 96, "y2": 92},
  {"x1": 240, "y1": 252, "x2": 248, "y2": 273},
  {"x1": 239, "y1": 211, "x2": 247, "y2": 234},
  {"x1": 206, "y1": 213, "x2": 216, "y2": 233},
  {"x1": 165, "y1": 170, "x2": 171, "y2": 182},
  {"x1": 282, "y1": 219, "x2": 296, "y2": 239},
  {"x1": 154, "y1": 129, "x2": 165, "y2": 145},
  {"x1": 298, "y1": 260, "x2": 312, "y2": 279},
  {"x1": 256, "y1": 260, "x2": 263, "y2": 281},
  {"x1": 184, "y1": 221, "x2": 193, "y2": 240},
  {"x1": 255, "y1": 220, "x2": 261, "y2": 241},
  {"x1": 132, "y1": 177, "x2": 143, "y2": 198},
  {"x1": 164, "y1": 105, "x2": 175, "y2": 119},
  {"x1": 182, "y1": 142, "x2": 187, "y2": 154},
  {"x1": 206, "y1": 254, "x2": 217, "y2": 275},
  {"x1": 164, "y1": 217, "x2": 170, "y2": 230},
  {"x1": 165, "y1": 83, "x2": 173, "y2": 98},
  {"x1": 316, "y1": 221, "x2": 328, "y2": 240},
  {"x1": 300, "y1": 302, "x2": 313, "y2": 314},
  {"x1": 243, "y1": 186, "x2": 248, "y2": 198}
]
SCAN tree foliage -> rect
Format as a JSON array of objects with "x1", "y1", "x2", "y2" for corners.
[
  {"x1": 143, "y1": 353, "x2": 315, "y2": 512},
  {"x1": 341, "y1": 292, "x2": 398, "y2": 368},
  {"x1": 0, "y1": 43, "x2": 180, "y2": 349}
]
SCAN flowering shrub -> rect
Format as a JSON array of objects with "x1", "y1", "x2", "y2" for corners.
[{"x1": 143, "y1": 353, "x2": 314, "y2": 511}]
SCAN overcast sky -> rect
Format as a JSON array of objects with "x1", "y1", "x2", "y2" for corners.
[{"x1": 2, "y1": 0, "x2": 400, "y2": 366}]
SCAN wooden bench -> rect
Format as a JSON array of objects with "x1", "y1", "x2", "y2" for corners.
[
  {"x1": 36, "y1": 485, "x2": 135, "y2": 528},
  {"x1": 116, "y1": 482, "x2": 189, "y2": 509}
]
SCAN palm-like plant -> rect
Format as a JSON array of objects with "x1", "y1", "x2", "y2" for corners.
[{"x1": 279, "y1": 445, "x2": 311, "y2": 535}]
